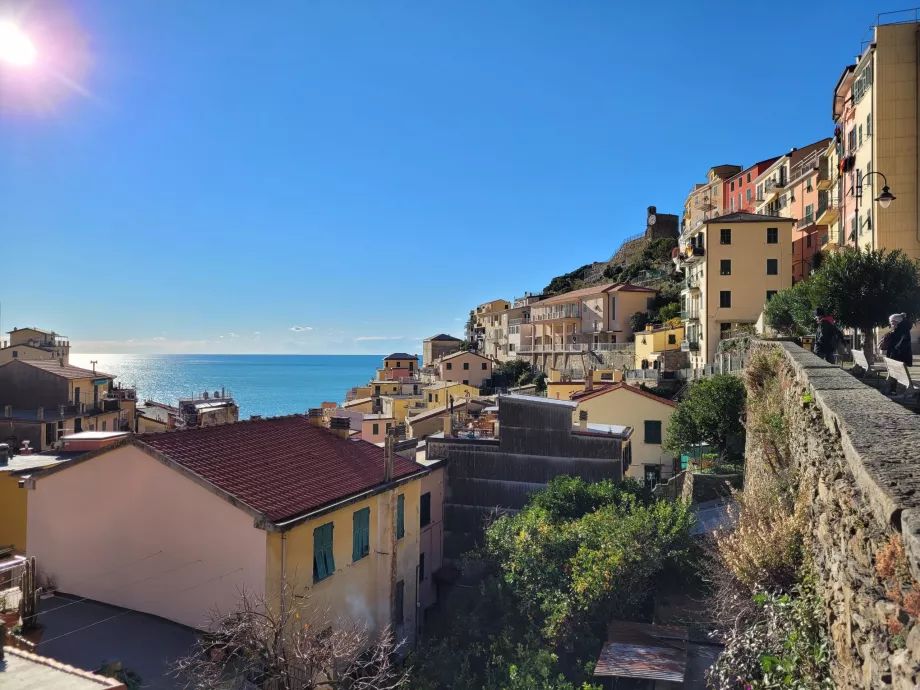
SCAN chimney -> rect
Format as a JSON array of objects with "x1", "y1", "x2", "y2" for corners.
[
  {"x1": 59, "y1": 357, "x2": 64, "y2": 367},
  {"x1": 585, "y1": 369, "x2": 594, "y2": 392},
  {"x1": 36, "y1": 407, "x2": 43, "y2": 421},
  {"x1": 443, "y1": 413, "x2": 452, "y2": 437},
  {"x1": 20, "y1": 440, "x2": 33, "y2": 456},
  {"x1": 3, "y1": 405, "x2": 10, "y2": 418},
  {"x1": 329, "y1": 416, "x2": 351, "y2": 439},
  {"x1": 579, "y1": 409, "x2": 588, "y2": 432},
  {"x1": 221, "y1": 386, "x2": 225, "y2": 398},
  {"x1": 307, "y1": 408, "x2": 324, "y2": 427},
  {"x1": 384, "y1": 427, "x2": 395, "y2": 482},
  {"x1": 394, "y1": 423, "x2": 406, "y2": 441}
]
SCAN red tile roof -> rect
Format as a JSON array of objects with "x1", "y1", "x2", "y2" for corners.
[
  {"x1": 138, "y1": 415, "x2": 424, "y2": 523},
  {"x1": 570, "y1": 382, "x2": 678, "y2": 407}
]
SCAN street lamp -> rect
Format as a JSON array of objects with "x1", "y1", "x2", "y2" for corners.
[
  {"x1": 851, "y1": 170, "x2": 896, "y2": 247},
  {"x1": 877, "y1": 183, "x2": 897, "y2": 209},
  {"x1": 0, "y1": 21, "x2": 37, "y2": 67}
]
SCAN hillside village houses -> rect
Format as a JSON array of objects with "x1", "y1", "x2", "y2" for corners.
[{"x1": 0, "y1": 326, "x2": 71, "y2": 365}]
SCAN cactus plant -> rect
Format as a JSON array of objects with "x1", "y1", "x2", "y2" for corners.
[{"x1": 18, "y1": 556, "x2": 40, "y2": 632}]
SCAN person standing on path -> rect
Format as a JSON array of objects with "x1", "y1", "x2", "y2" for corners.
[
  {"x1": 813, "y1": 307, "x2": 839, "y2": 364},
  {"x1": 883, "y1": 313, "x2": 913, "y2": 366}
]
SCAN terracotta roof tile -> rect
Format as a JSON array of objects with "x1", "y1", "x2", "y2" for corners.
[
  {"x1": 570, "y1": 382, "x2": 678, "y2": 407},
  {"x1": 138, "y1": 416, "x2": 423, "y2": 523}
]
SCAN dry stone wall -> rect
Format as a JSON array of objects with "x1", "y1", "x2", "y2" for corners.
[{"x1": 748, "y1": 341, "x2": 920, "y2": 688}]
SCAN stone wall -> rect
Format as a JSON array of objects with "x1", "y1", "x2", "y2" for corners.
[{"x1": 747, "y1": 341, "x2": 920, "y2": 688}]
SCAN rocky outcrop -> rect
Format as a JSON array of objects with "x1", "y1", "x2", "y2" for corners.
[{"x1": 747, "y1": 341, "x2": 920, "y2": 688}]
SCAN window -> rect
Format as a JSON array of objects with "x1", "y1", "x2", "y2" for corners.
[
  {"x1": 767, "y1": 290, "x2": 778, "y2": 302},
  {"x1": 757, "y1": 183, "x2": 764, "y2": 200},
  {"x1": 747, "y1": 172, "x2": 752, "y2": 183},
  {"x1": 462, "y1": 379, "x2": 469, "y2": 385},
  {"x1": 372, "y1": 423, "x2": 379, "y2": 435},
  {"x1": 729, "y1": 198, "x2": 734, "y2": 212},
  {"x1": 737, "y1": 193, "x2": 741, "y2": 208},
  {"x1": 352, "y1": 507, "x2": 370, "y2": 561},
  {"x1": 867, "y1": 113, "x2": 872, "y2": 135},
  {"x1": 396, "y1": 494, "x2": 405, "y2": 540},
  {"x1": 766, "y1": 259, "x2": 778, "y2": 275},
  {"x1": 481, "y1": 362, "x2": 487, "y2": 370},
  {"x1": 101, "y1": 421, "x2": 107, "y2": 431},
  {"x1": 848, "y1": 128, "x2": 856, "y2": 153},
  {"x1": 858, "y1": 124, "x2": 863, "y2": 146},
  {"x1": 419, "y1": 553, "x2": 426, "y2": 582},
  {"x1": 720, "y1": 291, "x2": 731, "y2": 308},
  {"x1": 644, "y1": 420, "x2": 662, "y2": 444},
  {"x1": 395, "y1": 580, "x2": 404, "y2": 626},
  {"x1": 313, "y1": 522, "x2": 335, "y2": 582},
  {"x1": 428, "y1": 393, "x2": 433, "y2": 403},
  {"x1": 420, "y1": 492, "x2": 431, "y2": 527},
  {"x1": 386, "y1": 422, "x2": 391, "y2": 433},
  {"x1": 668, "y1": 334, "x2": 676, "y2": 345},
  {"x1": 463, "y1": 362, "x2": 469, "y2": 370},
  {"x1": 730, "y1": 181, "x2": 735, "y2": 191},
  {"x1": 374, "y1": 386, "x2": 380, "y2": 395},
  {"x1": 746, "y1": 189, "x2": 752, "y2": 203},
  {"x1": 720, "y1": 259, "x2": 731, "y2": 276},
  {"x1": 720, "y1": 228, "x2": 731, "y2": 245},
  {"x1": 767, "y1": 227, "x2": 778, "y2": 244},
  {"x1": 805, "y1": 203, "x2": 814, "y2": 219},
  {"x1": 822, "y1": 234, "x2": 828, "y2": 246},
  {"x1": 435, "y1": 394, "x2": 439, "y2": 403},
  {"x1": 806, "y1": 235, "x2": 812, "y2": 248},
  {"x1": 806, "y1": 178, "x2": 813, "y2": 192},
  {"x1": 11, "y1": 351, "x2": 16, "y2": 358},
  {"x1": 446, "y1": 362, "x2": 452, "y2": 370},
  {"x1": 600, "y1": 372, "x2": 613, "y2": 380}
]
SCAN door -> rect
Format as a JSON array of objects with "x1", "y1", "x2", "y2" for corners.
[
  {"x1": 74, "y1": 417, "x2": 83, "y2": 433},
  {"x1": 644, "y1": 465, "x2": 661, "y2": 489},
  {"x1": 73, "y1": 386, "x2": 81, "y2": 407},
  {"x1": 45, "y1": 423, "x2": 54, "y2": 447}
]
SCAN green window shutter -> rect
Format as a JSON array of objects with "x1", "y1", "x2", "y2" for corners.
[
  {"x1": 353, "y1": 507, "x2": 370, "y2": 561},
  {"x1": 420, "y1": 493, "x2": 431, "y2": 527},
  {"x1": 396, "y1": 494, "x2": 405, "y2": 540},
  {"x1": 314, "y1": 522, "x2": 335, "y2": 583},
  {"x1": 644, "y1": 420, "x2": 662, "y2": 444},
  {"x1": 372, "y1": 423, "x2": 378, "y2": 435}
]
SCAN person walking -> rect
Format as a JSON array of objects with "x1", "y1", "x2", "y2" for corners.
[
  {"x1": 883, "y1": 313, "x2": 913, "y2": 366},
  {"x1": 813, "y1": 307, "x2": 840, "y2": 364}
]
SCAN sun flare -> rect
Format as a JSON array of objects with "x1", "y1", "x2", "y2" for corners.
[{"x1": 0, "y1": 21, "x2": 37, "y2": 66}]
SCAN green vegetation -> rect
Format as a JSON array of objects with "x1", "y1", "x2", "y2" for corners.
[
  {"x1": 97, "y1": 662, "x2": 143, "y2": 690},
  {"x1": 533, "y1": 372, "x2": 547, "y2": 394},
  {"x1": 664, "y1": 375, "x2": 746, "y2": 460},
  {"x1": 410, "y1": 477, "x2": 695, "y2": 690},
  {"x1": 495, "y1": 358, "x2": 535, "y2": 386},
  {"x1": 543, "y1": 264, "x2": 592, "y2": 295},
  {"x1": 810, "y1": 247, "x2": 920, "y2": 358},
  {"x1": 629, "y1": 311, "x2": 649, "y2": 334}
]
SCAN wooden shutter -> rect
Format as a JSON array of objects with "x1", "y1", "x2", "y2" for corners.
[
  {"x1": 353, "y1": 508, "x2": 370, "y2": 561},
  {"x1": 314, "y1": 522, "x2": 334, "y2": 582},
  {"x1": 397, "y1": 494, "x2": 405, "y2": 540}
]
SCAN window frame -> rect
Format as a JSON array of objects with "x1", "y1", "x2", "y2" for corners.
[
  {"x1": 396, "y1": 493, "x2": 405, "y2": 540},
  {"x1": 720, "y1": 291, "x2": 732, "y2": 308},
  {"x1": 766, "y1": 227, "x2": 778, "y2": 244},
  {"x1": 720, "y1": 259, "x2": 731, "y2": 276},
  {"x1": 766, "y1": 258, "x2": 778, "y2": 275},
  {"x1": 313, "y1": 522, "x2": 335, "y2": 583},
  {"x1": 643, "y1": 420, "x2": 662, "y2": 445},
  {"x1": 352, "y1": 507, "x2": 371, "y2": 562},
  {"x1": 719, "y1": 228, "x2": 731, "y2": 245},
  {"x1": 420, "y1": 492, "x2": 431, "y2": 527}
]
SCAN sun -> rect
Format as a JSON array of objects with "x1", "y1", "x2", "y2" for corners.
[{"x1": 0, "y1": 21, "x2": 37, "y2": 67}]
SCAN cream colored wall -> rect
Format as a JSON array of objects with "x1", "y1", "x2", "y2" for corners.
[
  {"x1": 137, "y1": 415, "x2": 168, "y2": 434},
  {"x1": 406, "y1": 412, "x2": 447, "y2": 440},
  {"x1": 439, "y1": 353, "x2": 492, "y2": 387},
  {"x1": 266, "y1": 479, "x2": 423, "y2": 639},
  {"x1": 423, "y1": 383, "x2": 478, "y2": 408},
  {"x1": 634, "y1": 326, "x2": 684, "y2": 367},
  {"x1": 0, "y1": 472, "x2": 28, "y2": 551},
  {"x1": 0, "y1": 345, "x2": 58, "y2": 365},
  {"x1": 344, "y1": 399, "x2": 374, "y2": 414},
  {"x1": 699, "y1": 220, "x2": 793, "y2": 365},
  {"x1": 612, "y1": 292, "x2": 655, "y2": 340},
  {"x1": 27, "y1": 445, "x2": 268, "y2": 629},
  {"x1": 381, "y1": 397, "x2": 412, "y2": 424},
  {"x1": 874, "y1": 24, "x2": 920, "y2": 261},
  {"x1": 575, "y1": 388, "x2": 676, "y2": 480},
  {"x1": 419, "y1": 468, "x2": 443, "y2": 611}
]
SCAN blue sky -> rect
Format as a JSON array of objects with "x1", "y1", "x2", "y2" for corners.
[{"x1": 0, "y1": 0, "x2": 879, "y2": 354}]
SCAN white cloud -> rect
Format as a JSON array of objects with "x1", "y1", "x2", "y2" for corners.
[
  {"x1": 229, "y1": 332, "x2": 240, "y2": 338},
  {"x1": 153, "y1": 337, "x2": 166, "y2": 341},
  {"x1": 354, "y1": 335, "x2": 406, "y2": 342},
  {"x1": 219, "y1": 335, "x2": 225, "y2": 339},
  {"x1": 126, "y1": 339, "x2": 136, "y2": 343},
  {"x1": 290, "y1": 326, "x2": 313, "y2": 332},
  {"x1": 253, "y1": 331, "x2": 260, "y2": 335}
]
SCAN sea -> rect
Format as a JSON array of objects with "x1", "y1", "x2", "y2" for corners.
[{"x1": 70, "y1": 354, "x2": 382, "y2": 420}]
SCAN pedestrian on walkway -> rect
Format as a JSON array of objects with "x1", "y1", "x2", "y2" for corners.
[
  {"x1": 813, "y1": 307, "x2": 840, "y2": 364},
  {"x1": 883, "y1": 313, "x2": 913, "y2": 366}
]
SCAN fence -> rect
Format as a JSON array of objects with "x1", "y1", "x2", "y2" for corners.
[{"x1": 677, "y1": 352, "x2": 749, "y2": 380}]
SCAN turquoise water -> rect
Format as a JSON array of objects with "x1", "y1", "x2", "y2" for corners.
[{"x1": 70, "y1": 354, "x2": 381, "y2": 419}]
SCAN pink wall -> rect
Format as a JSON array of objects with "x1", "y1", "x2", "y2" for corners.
[
  {"x1": 723, "y1": 159, "x2": 779, "y2": 214},
  {"x1": 27, "y1": 445, "x2": 268, "y2": 629}
]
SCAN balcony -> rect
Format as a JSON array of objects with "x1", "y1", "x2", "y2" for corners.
[
  {"x1": 685, "y1": 275, "x2": 700, "y2": 291},
  {"x1": 680, "y1": 310, "x2": 700, "y2": 321},
  {"x1": 815, "y1": 191, "x2": 839, "y2": 225},
  {"x1": 533, "y1": 305, "x2": 581, "y2": 321},
  {"x1": 682, "y1": 245, "x2": 705, "y2": 264},
  {"x1": 680, "y1": 339, "x2": 700, "y2": 351},
  {"x1": 797, "y1": 214, "x2": 815, "y2": 231},
  {"x1": 816, "y1": 158, "x2": 832, "y2": 191}
]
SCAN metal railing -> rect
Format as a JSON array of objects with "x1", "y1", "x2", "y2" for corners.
[
  {"x1": 797, "y1": 214, "x2": 815, "y2": 230},
  {"x1": 681, "y1": 310, "x2": 700, "y2": 321},
  {"x1": 681, "y1": 339, "x2": 700, "y2": 351},
  {"x1": 533, "y1": 306, "x2": 581, "y2": 321}
]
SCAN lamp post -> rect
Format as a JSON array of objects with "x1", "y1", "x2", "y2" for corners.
[{"x1": 852, "y1": 170, "x2": 896, "y2": 247}]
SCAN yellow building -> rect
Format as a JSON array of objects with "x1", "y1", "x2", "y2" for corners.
[
  {"x1": 546, "y1": 368, "x2": 622, "y2": 401},
  {"x1": 634, "y1": 324, "x2": 685, "y2": 369},
  {"x1": 682, "y1": 165, "x2": 742, "y2": 233},
  {"x1": 23, "y1": 416, "x2": 438, "y2": 642},
  {"x1": 422, "y1": 381, "x2": 479, "y2": 408},
  {"x1": 379, "y1": 353, "x2": 418, "y2": 379},
  {"x1": 570, "y1": 383, "x2": 678, "y2": 487},
  {"x1": 470, "y1": 299, "x2": 511, "y2": 353},
  {"x1": 0, "y1": 326, "x2": 70, "y2": 365},
  {"x1": 678, "y1": 212, "x2": 794, "y2": 367}
]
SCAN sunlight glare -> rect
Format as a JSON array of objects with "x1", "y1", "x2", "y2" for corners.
[{"x1": 0, "y1": 21, "x2": 37, "y2": 67}]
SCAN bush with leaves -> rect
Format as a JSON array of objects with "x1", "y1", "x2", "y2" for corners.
[
  {"x1": 810, "y1": 247, "x2": 920, "y2": 360},
  {"x1": 764, "y1": 280, "x2": 816, "y2": 337},
  {"x1": 707, "y1": 569, "x2": 832, "y2": 690},
  {"x1": 495, "y1": 358, "x2": 534, "y2": 385},
  {"x1": 629, "y1": 311, "x2": 649, "y2": 334},
  {"x1": 664, "y1": 375, "x2": 746, "y2": 460},
  {"x1": 657, "y1": 302, "x2": 681, "y2": 322}
]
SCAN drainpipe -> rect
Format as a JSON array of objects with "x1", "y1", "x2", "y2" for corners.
[
  {"x1": 280, "y1": 532, "x2": 288, "y2": 622},
  {"x1": 386, "y1": 430, "x2": 398, "y2": 628}
]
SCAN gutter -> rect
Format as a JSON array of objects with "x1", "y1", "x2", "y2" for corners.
[{"x1": 264, "y1": 468, "x2": 430, "y2": 532}]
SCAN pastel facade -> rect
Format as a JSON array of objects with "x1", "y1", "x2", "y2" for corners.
[
  {"x1": 422, "y1": 381, "x2": 479, "y2": 407},
  {"x1": 682, "y1": 165, "x2": 743, "y2": 236},
  {"x1": 469, "y1": 299, "x2": 511, "y2": 353},
  {"x1": 360, "y1": 415, "x2": 395, "y2": 445},
  {"x1": 0, "y1": 327, "x2": 70, "y2": 365},
  {"x1": 678, "y1": 213, "x2": 794, "y2": 367},
  {"x1": 24, "y1": 416, "x2": 434, "y2": 642},
  {"x1": 422, "y1": 334, "x2": 462, "y2": 368},
  {"x1": 571, "y1": 383, "x2": 678, "y2": 487},
  {"x1": 438, "y1": 350, "x2": 492, "y2": 387},
  {"x1": 634, "y1": 324, "x2": 685, "y2": 369}
]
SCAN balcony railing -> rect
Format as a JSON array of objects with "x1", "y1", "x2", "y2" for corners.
[
  {"x1": 680, "y1": 310, "x2": 700, "y2": 321},
  {"x1": 680, "y1": 339, "x2": 700, "y2": 351},
  {"x1": 533, "y1": 306, "x2": 581, "y2": 321},
  {"x1": 685, "y1": 276, "x2": 700, "y2": 290},
  {"x1": 797, "y1": 214, "x2": 815, "y2": 230}
]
